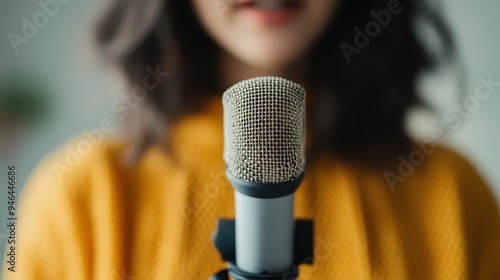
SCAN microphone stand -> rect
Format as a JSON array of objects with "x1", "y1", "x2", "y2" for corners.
[{"x1": 210, "y1": 219, "x2": 314, "y2": 280}]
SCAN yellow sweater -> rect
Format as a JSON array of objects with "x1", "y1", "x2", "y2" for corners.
[{"x1": 3, "y1": 100, "x2": 500, "y2": 280}]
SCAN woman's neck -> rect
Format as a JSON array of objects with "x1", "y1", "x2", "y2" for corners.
[{"x1": 219, "y1": 51, "x2": 308, "y2": 90}]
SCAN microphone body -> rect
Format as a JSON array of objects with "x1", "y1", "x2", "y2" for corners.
[{"x1": 235, "y1": 192, "x2": 294, "y2": 273}]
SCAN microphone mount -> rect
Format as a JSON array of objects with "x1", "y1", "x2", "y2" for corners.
[{"x1": 211, "y1": 219, "x2": 314, "y2": 280}]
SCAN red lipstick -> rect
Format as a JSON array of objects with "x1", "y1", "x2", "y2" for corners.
[{"x1": 235, "y1": 0, "x2": 303, "y2": 25}]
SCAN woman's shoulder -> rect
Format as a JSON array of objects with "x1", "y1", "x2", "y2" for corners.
[
  {"x1": 23, "y1": 133, "x2": 180, "y2": 200},
  {"x1": 20, "y1": 136, "x2": 127, "y2": 201},
  {"x1": 423, "y1": 144, "x2": 489, "y2": 186},
  {"x1": 36, "y1": 136, "x2": 132, "y2": 184},
  {"x1": 18, "y1": 134, "x2": 183, "y2": 228},
  {"x1": 395, "y1": 143, "x2": 498, "y2": 207},
  {"x1": 376, "y1": 142, "x2": 493, "y2": 196}
]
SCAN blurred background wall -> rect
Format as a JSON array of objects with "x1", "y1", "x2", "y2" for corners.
[{"x1": 0, "y1": 0, "x2": 499, "y2": 262}]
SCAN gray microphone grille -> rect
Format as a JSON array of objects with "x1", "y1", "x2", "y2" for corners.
[{"x1": 223, "y1": 76, "x2": 306, "y2": 184}]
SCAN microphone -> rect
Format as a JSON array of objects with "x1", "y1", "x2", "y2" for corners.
[{"x1": 222, "y1": 76, "x2": 306, "y2": 275}]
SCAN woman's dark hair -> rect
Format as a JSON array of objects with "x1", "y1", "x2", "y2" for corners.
[{"x1": 95, "y1": 0, "x2": 455, "y2": 166}]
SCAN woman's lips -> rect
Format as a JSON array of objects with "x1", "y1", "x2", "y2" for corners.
[{"x1": 234, "y1": 0, "x2": 303, "y2": 25}]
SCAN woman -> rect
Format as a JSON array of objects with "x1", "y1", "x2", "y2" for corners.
[{"x1": 3, "y1": 0, "x2": 500, "y2": 279}]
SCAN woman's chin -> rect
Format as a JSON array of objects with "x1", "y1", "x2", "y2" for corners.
[{"x1": 237, "y1": 50, "x2": 303, "y2": 72}]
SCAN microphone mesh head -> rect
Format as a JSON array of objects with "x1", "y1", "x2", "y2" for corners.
[{"x1": 223, "y1": 76, "x2": 306, "y2": 184}]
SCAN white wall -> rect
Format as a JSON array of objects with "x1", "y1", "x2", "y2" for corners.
[{"x1": 441, "y1": 0, "x2": 500, "y2": 197}]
